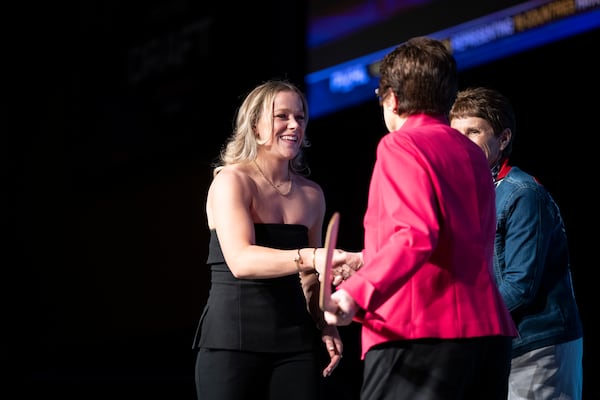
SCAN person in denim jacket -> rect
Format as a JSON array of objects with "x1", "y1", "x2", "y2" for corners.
[{"x1": 450, "y1": 87, "x2": 584, "y2": 400}]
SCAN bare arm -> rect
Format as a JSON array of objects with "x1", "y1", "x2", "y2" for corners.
[{"x1": 207, "y1": 167, "x2": 316, "y2": 278}]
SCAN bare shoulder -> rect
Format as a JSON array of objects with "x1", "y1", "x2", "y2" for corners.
[
  {"x1": 206, "y1": 164, "x2": 257, "y2": 228},
  {"x1": 294, "y1": 174, "x2": 324, "y2": 198},
  {"x1": 212, "y1": 164, "x2": 253, "y2": 188},
  {"x1": 209, "y1": 164, "x2": 258, "y2": 202}
]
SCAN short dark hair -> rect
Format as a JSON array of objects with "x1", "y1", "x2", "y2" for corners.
[
  {"x1": 378, "y1": 36, "x2": 458, "y2": 116},
  {"x1": 449, "y1": 87, "x2": 516, "y2": 157}
]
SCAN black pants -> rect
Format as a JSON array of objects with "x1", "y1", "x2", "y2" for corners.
[
  {"x1": 195, "y1": 347, "x2": 320, "y2": 400},
  {"x1": 361, "y1": 336, "x2": 512, "y2": 400}
]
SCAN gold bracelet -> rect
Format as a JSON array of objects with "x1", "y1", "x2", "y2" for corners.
[
  {"x1": 312, "y1": 248, "x2": 318, "y2": 276},
  {"x1": 294, "y1": 248, "x2": 303, "y2": 272}
]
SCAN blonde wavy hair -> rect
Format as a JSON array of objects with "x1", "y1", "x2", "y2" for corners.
[{"x1": 213, "y1": 80, "x2": 311, "y2": 177}]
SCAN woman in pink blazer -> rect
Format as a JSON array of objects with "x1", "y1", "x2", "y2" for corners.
[{"x1": 324, "y1": 37, "x2": 517, "y2": 400}]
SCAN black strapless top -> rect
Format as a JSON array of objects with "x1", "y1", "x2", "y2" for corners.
[{"x1": 192, "y1": 224, "x2": 318, "y2": 352}]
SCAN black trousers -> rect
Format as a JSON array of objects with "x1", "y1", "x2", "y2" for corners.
[
  {"x1": 361, "y1": 336, "x2": 512, "y2": 400},
  {"x1": 195, "y1": 347, "x2": 320, "y2": 400}
]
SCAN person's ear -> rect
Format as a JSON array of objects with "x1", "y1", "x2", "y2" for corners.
[
  {"x1": 387, "y1": 91, "x2": 398, "y2": 114},
  {"x1": 499, "y1": 128, "x2": 511, "y2": 150}
]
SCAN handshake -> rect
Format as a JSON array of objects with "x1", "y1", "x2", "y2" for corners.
[
  {"x1": 316, "y1": 212, "x2": 363, "y2": 286},
  {"x1": 328, "y1": 250, "x2": 363, "y2": 286},
  {"x1": 316, "y1": 248, "x2": 363, "y2": 320}
]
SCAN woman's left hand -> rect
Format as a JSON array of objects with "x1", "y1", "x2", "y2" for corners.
[{"x1": 320, "y1": 324, "x2": 343, "y2": 377}]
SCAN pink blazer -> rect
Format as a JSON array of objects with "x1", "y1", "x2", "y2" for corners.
[{"x1": 339, "y1": 114, "x2": 517, "y2": 359}]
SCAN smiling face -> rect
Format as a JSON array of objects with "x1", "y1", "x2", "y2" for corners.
[
  {"x1": 451, "y1": 116, "x2": 510, "y2": 168},
  {"x1": 255, "y1": 90, "x2": 306, "y2": 161}
]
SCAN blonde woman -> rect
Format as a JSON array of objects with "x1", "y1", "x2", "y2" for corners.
[{"x1": 193, "y1": 80, "x2": 344, "y2": 400}]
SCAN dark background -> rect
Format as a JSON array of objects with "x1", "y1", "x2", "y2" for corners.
[{"x1": 10, "y1": 1, "x2": 598, "y2": 398}]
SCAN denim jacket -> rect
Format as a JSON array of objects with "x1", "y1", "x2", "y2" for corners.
[{"x1": 494, "y1": 166, "x2": 583, "y2": 357}]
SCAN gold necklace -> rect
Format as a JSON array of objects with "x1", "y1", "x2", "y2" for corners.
[{"x1": 253, "y1": 160, "x2": 292, "y2": 196}]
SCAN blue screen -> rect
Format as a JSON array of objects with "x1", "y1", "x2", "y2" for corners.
[{"x1": 306, "y1": 0, "x2": 600, "y2": 119}]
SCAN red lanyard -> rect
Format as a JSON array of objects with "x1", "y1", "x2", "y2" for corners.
[{"x1": 496, "y1": 158, "x2": 512, "y2": 182}]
